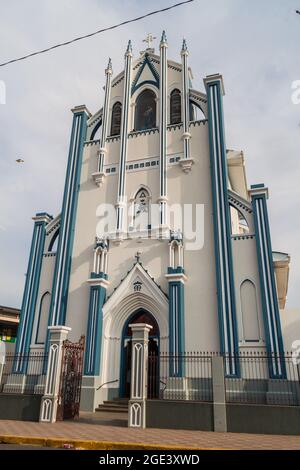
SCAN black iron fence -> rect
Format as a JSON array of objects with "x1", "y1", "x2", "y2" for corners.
[
  {"x1": 0, "y1": 352, "x2": 48, "y2": 394},
  {"x1": 225, "y1": 352, "x2": 300, "y2": 406},
  {"x1": 148, "y1": 352, "x2": 213, "y2": 401},
  {"x1": 148, "y1": 351, "x2": 300, "y2": 407}
]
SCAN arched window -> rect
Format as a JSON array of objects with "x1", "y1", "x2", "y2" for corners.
[
  {"x1": 48, "y1": 229, "x2": 59, "y2": 252},
  {"x1": 169, "y1": 240, "x2": 184, "y2": 269},
  {"x1": 133, "y1": 188, "x2": 150, "y2": 230},
  {"x1": 135, "y1": 89, "x2": 156, "y2": 131},
  {"x1": 110, "y1": 102, "x2": 122, "y2": 136},
  {"x1": 240, "y1": 280, "x2": 260, "y2": 342},
  {"x1": 35, "y1": 292, "x2": 51, "y2": 344},
  {"x1": 93, "y1": 246, "x2": 108, "y2": 275},
  {"x1": 170, "y1": 89, "x2": 181, "y2": 124}
]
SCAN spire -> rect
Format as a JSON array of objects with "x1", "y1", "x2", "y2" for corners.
[
  {"x1": 126, "y1": 40, "x2": 133, "y2": 54},
  {"x1": 105, "y1": 57, "x2": 112, "y2": 75},
  {"x1": 160, "y1": 30, "x2": 167, "y2": 45},
  {"x1": 181, "y1": 38, "x2": 188, "y2": 53}
]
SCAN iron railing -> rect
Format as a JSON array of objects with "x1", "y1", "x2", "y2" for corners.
[
  {"x1": 225, "y1": 352, "x2": 300, "y2": 406},
  {"x1": 148, "y1": 352, "x2": 213, "y2": 401},
  {"x1": 148, "y1": 351, "x2": 300, "y2": 407},
  {"x1": 0, "y1": 352, "x2": 48, "y2": 395}
]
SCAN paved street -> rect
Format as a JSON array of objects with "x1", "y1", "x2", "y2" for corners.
[{"x1": 0, "y1": 413, "x2": 300, "y2": 450}]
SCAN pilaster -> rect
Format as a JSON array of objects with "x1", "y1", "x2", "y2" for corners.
[
  {"x1": 249, "y1": 184, "x2": 286, "y2": 378},
  {"x1": 48, "y1": 105, "x2": 90, "y2": 329},
  {"x1": 204, "y1": 74, "x2": 239, "y2": 377},
  {"x1": 14, "y1": 212, "x2": 52, "y2": 370},
  {"x1": 128, "y1": 323, "x2": 152, "y2": 428},
  {"x1": 40, "y1": 326, "x2": 71, "y2": 423}
]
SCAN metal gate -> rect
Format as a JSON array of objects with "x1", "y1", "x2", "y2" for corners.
[{"x1": 57, "y1": 336, "x2": 85, "y2": 420}]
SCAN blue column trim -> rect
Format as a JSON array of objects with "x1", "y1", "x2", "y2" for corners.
[
  {"x1": 205, "y1": 78, "x2": 240, "y2": 377},
  {"x1": 251, "y1": 191, "x2": 286, "y2": 378},
  {"x1": 84, "y1": 284, "x2": 106, "y2": 376},
  {"x1": 168, "y1": 280, "x2": 185, "y2": 377},
  {"x1": 48, "y1": 109, "x2": 88, "y2": 330},
  {"x1": 15, "y1": 218, "x2": 48, "y2": 373}
]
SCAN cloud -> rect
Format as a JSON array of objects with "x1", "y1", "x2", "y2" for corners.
[{"x1": 0, "y1": 0, "x2": 299, "y2": 308}]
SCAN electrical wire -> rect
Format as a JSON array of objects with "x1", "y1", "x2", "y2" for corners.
[{"x1": 0, "y1": 0, "x2": 195, "y2": 67}]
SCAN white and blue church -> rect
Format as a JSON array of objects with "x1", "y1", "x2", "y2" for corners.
[{"x1": 14, "y1": 33, "x2": 291, "y2": 411}]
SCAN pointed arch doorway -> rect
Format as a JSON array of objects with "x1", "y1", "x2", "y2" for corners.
[{"x1": 120, "y1": 309, "x2": 159, "y2": 398}]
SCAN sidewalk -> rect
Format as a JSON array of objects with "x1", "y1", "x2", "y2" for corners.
[{"x1": 0, "y1": 415, "x2": 300, "y2": 450}]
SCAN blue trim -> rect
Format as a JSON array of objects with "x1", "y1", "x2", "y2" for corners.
[
  {"x1": 119, "y1": 309, "x2": 159, "y2": 398},
  {"x1": 168, "y1": 281, "x2": 185, "y2": 377},
  {"x1": 90, "y1": 272, "x2": 108, "y2": 280},
  {"x1": 206, "y1": 80, "x2": 240, "y2": 377},
  {"x1": 167, "y1": 267, "x2": 184, "y2": 274},
  {"x1": 84, "y1": 284, "x2": 106, "y2": 376},
  {"x1": 251, "y1": 193, "x2": 286, "y2": 378},
  {"x1": 48, "y1": 110, "x2": 88, "y2": 334},
  {"x1": 14, "y1": 220, "x2": 47, "y2": 372},
  {"x1": 131, "y1": 54, "x2": 159, "y2": 96}
]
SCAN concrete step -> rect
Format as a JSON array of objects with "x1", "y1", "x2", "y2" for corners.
[{"x1": 95, "y1": 399, "x2": 129, "y2": 413}]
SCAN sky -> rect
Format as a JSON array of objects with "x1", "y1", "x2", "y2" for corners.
[{"x1": 0, "y1": 0, "x2": 299, "y2": 309}]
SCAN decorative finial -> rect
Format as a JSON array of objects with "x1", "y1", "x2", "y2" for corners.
[
  {"x1": 105, "y1": 57, "x2": 112, "y2": 74},
  {"x1": 143, "y1": 33, "x2": 156, "y2": 50},
  {"x1": 181, "y1": 38, "x2": 188, "y2": 52},
  {"x1": 160, "y1": 30, "x2": 167, "y2": 44},
  {"x1": 126, "y1": 40, "x2": 132, "y2": 53},
  {"x1": 135, "y1": 251, "x2": 142, "y2": 264}
]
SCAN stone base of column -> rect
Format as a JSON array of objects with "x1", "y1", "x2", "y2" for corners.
[
  {"x1": 40, "y1": 395, "x2": 58, "y2": 423},
  {"x1": 128, "y1": 400, "x2": 146, "y2": 428}
]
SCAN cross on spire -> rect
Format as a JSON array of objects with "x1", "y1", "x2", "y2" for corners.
[
  {"x1": 143, "y1": 33, "x2": 156, "y2": 49},
  {"x1": 135, "y1": 251, "x2": 142, "y2": 263}
]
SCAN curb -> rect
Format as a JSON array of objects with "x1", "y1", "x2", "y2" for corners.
[{"x1": 0, "y1": 434, "x2": 225, "y2": 451}]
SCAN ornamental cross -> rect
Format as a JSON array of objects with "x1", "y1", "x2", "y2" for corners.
[
  {"x1": 143, "y1": 33, "x2": 156, "y2": 49},
  {"x1": 135, "y1": 251, "x2": 142, "y2": 263}
]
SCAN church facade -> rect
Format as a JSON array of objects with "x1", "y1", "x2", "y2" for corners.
[{"x1": 14, "y1": 33, "x2": 291, "y2": 411}]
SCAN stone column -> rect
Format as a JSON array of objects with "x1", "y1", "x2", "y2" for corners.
[
  {"x1": 204, "y1": 74, "x2": 239, "y2": 377},
  {"x1": 165, "y1": 270, "x2": 186, "y2": 377},
  {"x1": 249, "y1": 184, "x2": 286, "y2": 378},
  {"x1": 158, "y1": 31, "x2": 168, "y2": 228},
  {"x1": 92, "y1": 58, "x2": 113, "y2": 186},
  {"x1": 14, "y1": 212, "x2": 52, "y2": 373},
  {"x1": 48, "y1": 105, "x2": 90, "y2": 329},
  {"x1": 116, "y1": 41, "x2": 133, "y2": 235},
  {"x1": 80, "y1": 275, "x2": 109, "y2": 411},
  {"x1": 40, "y1": 326, "x2": 71, "y2": 423},
  {"x1": 128, "y1": 323, "x2": 152, "y2": 428},
  {"x1": 180, "y1": 39, "x2": 193, "y2": 173},
  {"x1": 212, "y1": 355, "x2": 227, "y2": 432}
]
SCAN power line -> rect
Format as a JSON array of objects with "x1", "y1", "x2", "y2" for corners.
[{"x1": 0, "y1": 0, "x2": 195, "y2": 68}]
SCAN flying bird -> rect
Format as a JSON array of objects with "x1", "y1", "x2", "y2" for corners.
[{"x1": 16, "y1": 158, "x2": 24, "y2": 163}]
